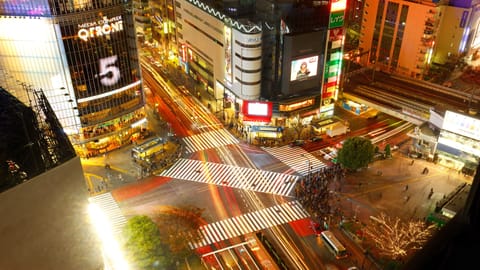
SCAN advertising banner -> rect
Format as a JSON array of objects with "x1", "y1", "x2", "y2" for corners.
[{"x1": 290, "y1": 56, "x2": 319, "y2": 81}]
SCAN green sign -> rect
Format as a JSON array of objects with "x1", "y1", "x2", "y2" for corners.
[{"x1": 329, "y1": 11, "x2": 344, "y2": 29}]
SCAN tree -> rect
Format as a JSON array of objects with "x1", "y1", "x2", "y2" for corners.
[
  {"x1": 154, "y1": 206, "x2": 204, "y2": 261},
  {"x1": 121, "y1": 215, "x2": 171, "y2": 269},
  {"x1": 337, "y1": 136, "x2": 374, "y2": 170},
  {"x1": 384, "y1": 144, "x2": 391, "y2": 158},
  {"x1": 364, "y1": 213, "x2": 436, "y2": 260}
]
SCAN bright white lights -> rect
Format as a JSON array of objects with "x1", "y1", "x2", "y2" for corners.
[{"x1": 88, "y1": 203, "x2": 130, "y2": 270}]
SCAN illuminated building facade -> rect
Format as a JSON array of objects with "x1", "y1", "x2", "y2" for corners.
[
  {"x1": 359, "y1": 0, "x2": 480, "y2": 79},
  {"x1": 174, "y1": 0, "x2": 336, "y2": 136},
  {"x1": 0, "y1": 0, "x2": 146, "y2": 158}
]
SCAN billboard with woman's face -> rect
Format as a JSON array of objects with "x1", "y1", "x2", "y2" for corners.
[{"x1": 290, "y1": 56, "x2": 318, "y2": 81}]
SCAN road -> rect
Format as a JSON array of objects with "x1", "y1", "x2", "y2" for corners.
[{"x1": 82, "y1": 54, "x2": 473, "y2": 270}]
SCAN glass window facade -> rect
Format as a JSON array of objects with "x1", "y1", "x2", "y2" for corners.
[
  {"x1": 57, "y1": 5, "x2": 143, "y2": 126},
  {"x1": 0, "y1": 1, "x2": 146, "y2": 157}
]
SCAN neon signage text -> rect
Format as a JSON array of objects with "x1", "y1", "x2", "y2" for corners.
[{"x1": 78, "y1": 16, "x2": 123, "y2": 41}]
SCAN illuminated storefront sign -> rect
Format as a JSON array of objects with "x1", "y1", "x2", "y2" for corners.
[
  {"x1": 242, "y1": 101, "x2": 272, "y2": 122},
  {"x1": 224, "y1": 26, "x2": 232, "y2": 83},
  {"x1": 330, "y1": 0, "x2": 347, "y2": 12},
  {"x1": 443, "y1": 111, "x2": 480, "y2": 141},
  {"x1": 329, "y1": 11, "x2": 344, "y2": 29},
  {"x1": 78, "y1": 16, "x2": 123, "y2": 41},
  {"x1": 279, "y1": 99, "x2": 315, "y2": 112}
]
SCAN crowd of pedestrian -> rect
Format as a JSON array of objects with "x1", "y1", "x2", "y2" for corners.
[{"x1": 295, "y1": 164, "x2": 346, "y2": 219}]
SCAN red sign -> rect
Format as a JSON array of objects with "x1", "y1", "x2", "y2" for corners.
[{"x1": 242, "y1": 101, "x2": 272, "y2": 122}]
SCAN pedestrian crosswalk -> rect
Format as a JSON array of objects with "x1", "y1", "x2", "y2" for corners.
[
  {"x1": 189, "y1": 200, "x2": 309, "y2": 249},
  {"x1": 261, "y1": 145, "x2": 327, "y2": 176},
  {"x1": 182, "y1": 129, "x2": 240, "y2": 153},
  {"x1": 88, "y1": 192, "x2": 127, "y2": 236},
  {"x1": 159, "y1": 158, "x2": 299, "y2": 196}
]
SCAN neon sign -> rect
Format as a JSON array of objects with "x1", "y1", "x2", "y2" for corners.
[{"x1": 78, "y1": 16, "x2": 123, "y2": 41}]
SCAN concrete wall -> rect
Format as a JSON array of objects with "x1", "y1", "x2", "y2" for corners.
[{"x1": 0, "y1": 157, "x2": 103, "y2": 270}]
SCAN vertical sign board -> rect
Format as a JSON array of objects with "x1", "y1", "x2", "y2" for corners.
[
  {"x1": 224, "y1": 26, "x2": 232, "y2": 84},
  {"x1": 322, "y1": 0, "x2": 345, "y2": 108}
]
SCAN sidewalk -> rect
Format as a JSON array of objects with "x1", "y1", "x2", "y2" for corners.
[{"x1": 331, "y1": 148, "x2": 472, "y2": 268}]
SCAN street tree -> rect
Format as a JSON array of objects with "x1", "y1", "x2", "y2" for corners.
[
  {"x1": 384, "y1": 144, "x2": 391, "y2": 158},
  {"x1": 364, "y1": 212, "x2": 437, "y2": 260},
  {"x1": 154, "y1": 206, "x2": 204, "y2": 262},
  {"x1": 337, "y1": 136, "x2": 374, "y2": 170},
  {"x1": 121, "y1": 215, "x2": 171, "y2": 269}
]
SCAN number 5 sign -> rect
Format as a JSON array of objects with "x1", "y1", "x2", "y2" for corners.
[{"x1": 95, "y1": 55, "x2": 121, "y2": 86}]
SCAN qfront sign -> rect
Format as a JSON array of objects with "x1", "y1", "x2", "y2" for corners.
[{"x1": 78, "y1": 16, "x2": 123, "y2": 41}]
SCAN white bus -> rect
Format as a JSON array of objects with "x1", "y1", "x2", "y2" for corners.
[{"x1": 320, "y1": 230, "x2": 348, "y2": 259}]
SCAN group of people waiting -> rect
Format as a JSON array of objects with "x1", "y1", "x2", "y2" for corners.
[{"x1": 295, "y1": 164, "x2": 346, "y2": 218}]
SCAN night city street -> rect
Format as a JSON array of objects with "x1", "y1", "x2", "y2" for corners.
[{"x1": 1, "y1": 1, "x2": 480, "y2": 270}]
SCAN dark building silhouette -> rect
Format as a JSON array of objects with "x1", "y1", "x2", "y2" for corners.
[
  {"x1": 0, "y1": 86, "x2": 101, "y2": 269},
  {"x1": 0, "y1": 86, "x2": 76, "y2": 193}
]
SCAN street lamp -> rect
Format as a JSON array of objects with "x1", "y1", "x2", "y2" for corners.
[{"x1": 300, "y1": 154, "x2": 311, "y2": 177}]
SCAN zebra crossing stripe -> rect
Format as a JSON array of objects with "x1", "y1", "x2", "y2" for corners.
[
  {"x1": 189, "y1": 201, "x2": 310, "y2": 249},
  {"x1": 237, "y1": 215, "x2": 252, "y2": 233},
  {"x1": 225, "y1": 218, "x2": 240, "y2": 237},
  {"x1": 281, "y1": 202, "x2": 298, "y2": 221},
  {"x1": 247, "y1": 212, "x2": 264, "y2": 231},
  {"x1": 272, "y1": 205, "x2": 290, "y2": 221},
  {"x1": 249, "y1": 211, "x2": 265, "y2": 230},
  {"x1": 204, "y1": 225, "x2": 218, "y2": 243},
  {"x1": 261, "y1": 146, "x2": 327, "y2": 176},
  {"x1": 182, "y1": 129, "x2": 239, "y2": 153},
  {"x1": 224, "y1": 219, "x2": 238, "y2": 239},
  {"x1": 259, "y1": 208, "x2": 276, "y2": 228},
  {"x1": 214, "y1": 221, "x2": 229, "y2": 240},
  {"x1": 265, "y1": 207, "x2": 282, "y2": 225},
  {"x1": 183, "y1": 138, "x2": 196, "y2": 153},
  {"x1": 207, "y1": 223, "x2": 222, "y2": 242},
  {"x1": 159, "y1": 159, "x2": 299, "y2": 196},
  {"x1": 199, "y1": 229, "x2": 209, "y2": 247},
  {"x1": 88, "y1": 193, "x2": 127, "y2": 236}
]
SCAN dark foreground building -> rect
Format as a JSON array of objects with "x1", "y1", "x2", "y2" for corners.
[{"x1": 0, "y1": 87, "x2": 102, "y2": 269}]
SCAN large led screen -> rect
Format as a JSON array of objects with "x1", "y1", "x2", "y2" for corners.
[
  {"x1": 290, "y1": 56, "x2": 319, "y2": 81},
  {"x1": 281, "y1": 30, "x2": 327, "y2": 95}
]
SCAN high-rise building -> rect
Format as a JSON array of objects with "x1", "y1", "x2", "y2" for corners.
[
  {"x1": 0, "y1": 0, "x2": 146, "y2": 158},
  {"x1": 172, "y1": 0, "x2": 343, "y2": 137},
  {"x1": 359, "y1": 0, "x2": 480, "y2": 79}
]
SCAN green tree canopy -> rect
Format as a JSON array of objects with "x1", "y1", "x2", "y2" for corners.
[
  {"x1": 121, "y1": 215, "x2": 170, "y2": 269},
  {"x1": 384, "y1": 144, "x2": 391, "y2": 158},
  {"x1": 337, "y1": 136, "x2": 375, "y2": 170}
]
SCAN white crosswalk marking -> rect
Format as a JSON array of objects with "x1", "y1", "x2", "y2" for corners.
[
  {"x1": 261, "y1": 145, "x2": 328, "y2": 176},
  {"x1": 182, "y1": 129, "x2": 240, "y2": 153},
  {"x1": 88, "y1": 192, "x2": 127, "y2": 236},
  {"x1": 159, "y1": 158, "x2": 299, "y2": 196},
  {"x1": 189, "y1": 200, "x2": 309, "y2": 249}
]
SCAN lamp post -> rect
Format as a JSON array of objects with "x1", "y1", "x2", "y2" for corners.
[{"x1": 300, "y1": 154, "x2": 311, "y2": 177}]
